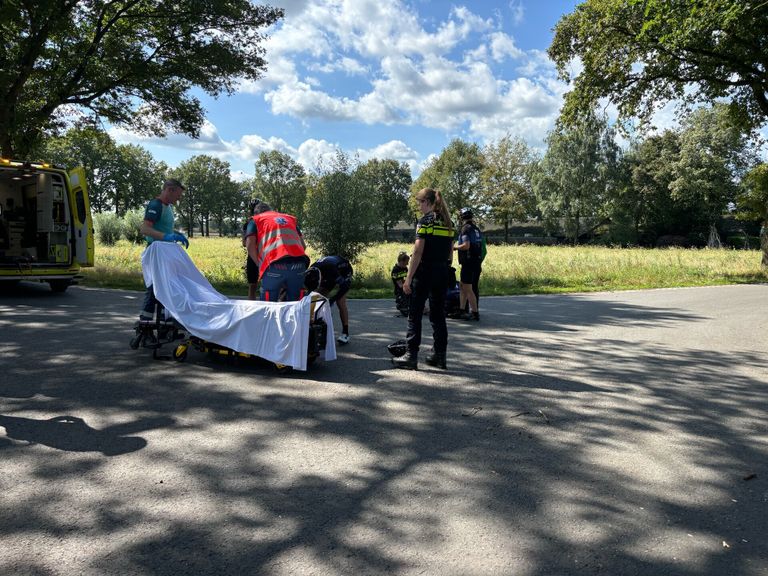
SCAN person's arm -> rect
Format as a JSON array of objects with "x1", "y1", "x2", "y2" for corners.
[
  {"x1": 245, "y1": 234, "x2": 259, "y2": 267},
  {"x1": 454, "y1": 229, "x2": 469, "y2": 251},
  {"x1": 403, "y1": 238, "x2": 424, "y2": 295},
  {"x1": 140, "y1": 219, "x2": 164, "y2": 241}
]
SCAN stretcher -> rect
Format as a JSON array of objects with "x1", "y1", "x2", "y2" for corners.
[{"x1": 130, "y1": 242, "x2": 336, "y2": 371}]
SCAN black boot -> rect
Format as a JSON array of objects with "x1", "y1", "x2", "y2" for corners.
[
  {"x1": 392, "y1": 350, "x2": 418, "y2": 370},
  {"x1": 425, "y1": 351, "x2": 447, "y2": 369}
]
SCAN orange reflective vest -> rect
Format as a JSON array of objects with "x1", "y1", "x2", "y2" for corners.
[{"x1": 252, "y1": 211, "x2": 307, "y2": 278}]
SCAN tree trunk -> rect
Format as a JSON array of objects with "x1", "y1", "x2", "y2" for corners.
[
  {"x1": 707, "y1": 223, "x2": 722, "y2": 248},
  {"x1": 760, "y1": 222, "x2": 768, "y2": 267}
]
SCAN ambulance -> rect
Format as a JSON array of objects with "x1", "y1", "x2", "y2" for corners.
[{"x1": 0, "y1": 159, "x2": 94, "y2": 292}]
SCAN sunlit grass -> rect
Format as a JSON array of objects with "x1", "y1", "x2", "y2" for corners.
[{"x1": 83, "y1": 237, "x2": 768, "y2": 298}]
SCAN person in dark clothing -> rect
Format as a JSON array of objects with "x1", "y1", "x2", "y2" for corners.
[
  {"x1": 241, "y1": 199, "x2": 260, "y2": 300},
  {"x1": 452, "y1": 207, "x2": 482, "y2": 320},
  {"x1": 391, "y1": 187, "x2": 453, "y2": 370},
  {"x1": 391, "y1": 251, "x2": 410, "y2": 316},
  {"x1": 304, "y1": 255, "x2": 354, "y2": 345}
]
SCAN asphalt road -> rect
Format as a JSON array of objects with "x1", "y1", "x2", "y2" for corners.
[{"x1": 1, "y1": 282, "x2": 767, "y2": 576}]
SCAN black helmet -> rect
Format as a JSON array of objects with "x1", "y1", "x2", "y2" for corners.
[
  {"x1": 387, "y1": 340, "x2": 407, "y2": 357},
  {"x1": 460, "y1": 207, "x2": 473, "y2": 220}
]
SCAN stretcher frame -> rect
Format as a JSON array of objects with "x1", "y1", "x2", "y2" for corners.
[{"x1": 130, "y1": 295, "x2": 329, "y2": 371}]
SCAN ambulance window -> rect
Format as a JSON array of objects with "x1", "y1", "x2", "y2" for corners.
[{"x1": 76, "y1": 190, "x2": 86, "y2": 223}]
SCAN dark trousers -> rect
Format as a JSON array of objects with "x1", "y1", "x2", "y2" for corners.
[
  {"x1": 406, "y1": 266, "x2": 448, "y2": 355},
  {"x1": 142, "y1": 285, "x2": 159, "y2": 318}
]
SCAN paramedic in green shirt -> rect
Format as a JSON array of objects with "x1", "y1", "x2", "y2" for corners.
[{"x1": 138, "y1": 178, "x2": 188, "y2": 320}]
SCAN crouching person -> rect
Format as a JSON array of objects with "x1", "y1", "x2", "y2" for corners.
[
  {"x1": 305, "y1": 255, "x2": 353, "y2": 345},
  {"x1": 391, "y1": 251, "x2": 410, "y2": 316}
]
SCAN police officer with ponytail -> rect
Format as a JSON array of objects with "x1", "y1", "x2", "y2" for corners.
[{"x1": 391, "y1": 188, "x2": 453, "y2": 370}]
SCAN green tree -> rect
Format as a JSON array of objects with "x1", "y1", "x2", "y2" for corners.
[
  {"x1": 303, "y1": 151, "x2": 379, "y2": 261},
  {"x1": 173, "y1": 155, "x2": 235, "y2": 237},
  {"x1": 480, "y1": 135, "x2": 537, "y2": 242},
  {"x1": 533, "y1": 111, "x2": 621, "y2": 243},
  {"x1": 736, "y1": 163, "x2": 768, "y2": 265},
  {"x1": 42, "y1": 125, "x2": 119, "y2": 213},
  {"x1": 413, "y1": 139, "x2": 483, "y2": 218},
  {"x1": 622, "y1": 131, "x2": 686, "y2": 244},
  {"x1": 549, "y1": 0, "x2": 768, "y2": 131},
  {"x1": 356, "y1": 158, "x2": 412, "y2": 239},
  {"x1": 0, "y1": 0, "x2": 283, "y2": 157},
  {"x1": 670, "y1": 104, "x2": 759, "y2": 247},
  {"x1": 112, "y1": 144, "x2": 167, "y2": 215},
  {"x1": 250, "y1": 150, "x2": 307, "y2": 222}
]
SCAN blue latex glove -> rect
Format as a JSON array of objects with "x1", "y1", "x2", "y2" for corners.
[{"x1": 163, "y1": 232, "x2": 189, "y2": 249}]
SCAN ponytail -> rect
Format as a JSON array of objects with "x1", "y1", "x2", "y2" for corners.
[
  {"x1": 419, "y1": 188, "x2": 453, "y2": 231},
  {"x1": 433, "y1": 190, "x2": 453, "y2": 231}
]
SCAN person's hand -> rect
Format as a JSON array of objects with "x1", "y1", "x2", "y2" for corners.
[
  {"x1": 163, "y1": 232, "x2": 189, "y2": 249},
  {"x1": 403, "y1": 282, "x2": 412, "y2": 295}
]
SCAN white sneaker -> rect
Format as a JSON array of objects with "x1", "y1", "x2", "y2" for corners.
[{"x1": 337, "y1": 334, "x2": 350, "y2": 345}]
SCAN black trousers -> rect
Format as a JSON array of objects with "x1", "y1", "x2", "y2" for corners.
[{"x1": 406, "y1": 265, "x2": 448, "y2": 355}]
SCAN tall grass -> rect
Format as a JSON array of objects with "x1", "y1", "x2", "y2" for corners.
[{"x1": 83, "y1": 237, "x2": 767, "y2": 298}]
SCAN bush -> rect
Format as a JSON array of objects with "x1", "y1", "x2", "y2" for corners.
[
  {"x1": 725, "y1": 234, "x2": 760, "y2": 249},
  {"x1": 93, "y1": 212, "x2": 124, "y2": 245},
  {"x1": 122, "y1": 208, "x2": 146, "y2": 244}
]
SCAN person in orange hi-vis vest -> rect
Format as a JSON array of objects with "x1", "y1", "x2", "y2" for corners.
[{"x1": 244, "y1": 201, "x2": 310, "y2": 302}]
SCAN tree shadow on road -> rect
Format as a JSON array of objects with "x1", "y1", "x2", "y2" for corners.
[{"x1": 1, "y1": 286, "x2": 767, "y2": 575}]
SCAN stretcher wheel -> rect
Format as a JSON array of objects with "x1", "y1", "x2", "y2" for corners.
[
  {"x1": 274, "y1": 362, "x2": 292, "y2": 374},
  {"x1": 173, "y1": 344, "x2": 188, "y2": 361}
]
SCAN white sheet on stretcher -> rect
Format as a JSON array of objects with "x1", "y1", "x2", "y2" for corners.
[{"x1": 141, "y1": 241, "x2": 336, "y2": 370}]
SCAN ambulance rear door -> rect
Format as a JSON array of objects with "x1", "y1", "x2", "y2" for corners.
[{"x1": 67, "y1": 167, "x2": 94, "y2": 266}]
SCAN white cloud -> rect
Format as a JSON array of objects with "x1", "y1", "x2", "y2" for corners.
[
  {"x1": 310, "y1": 56, "x2": 368, "y2": 76},
  {"x1": 109, "y1": 120, "x2": 228, "y2": 152},
  {"x1": 240, "y1": 0, "x2": 567, "y2": 148},
  {"x1": 113, "y1": 1, "x2": 577, "y2": 177},
  {"x1": 266, "y1": 82, "x2": 361, "y2": 121},
  {"x1": 489, "y1": 31, "x2": 523, "y2": 61},
  {"x1": 508, "y1": 0, "x2": 525, "y2": 26},
  {"x1": 235, "y1": 134, "x2": 297, "y2": 161},
  {"x1": 296, "y1": 138, "x2": 341, "y2": 171}
]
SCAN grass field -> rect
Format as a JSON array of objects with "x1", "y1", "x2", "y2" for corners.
[{"x1": 82, "y1": 237, "x2": 768, "y2": 298}]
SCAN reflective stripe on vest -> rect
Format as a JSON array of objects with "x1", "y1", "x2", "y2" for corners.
[{"x1": 417, "y1": 222, "x2": 453, "y2": 237}]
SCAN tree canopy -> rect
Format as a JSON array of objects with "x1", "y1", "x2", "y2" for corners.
[
  {"x1": 173, "y1": 155, "x2": 241, "y2": 237},
  {"x1": 303, "y1": 151, "x2": 379, "y2": 261},
  {"x1": 250, "y1": 150, "x2": 308, "y2": 223},
  {"x1": 412, "y1": 139, "x2": 483, "y2": 220},
  {"x1": 480, "y1": 135, "x2": 537, "y2": 242},
  {"x1": 42, "y1": 124, "x2": 166, "y2": 215},
  {"x1": 0, "y1": 0, "x2": 283, "y2": 157},
  {"x1": 356, "y1": 158, "x2": 412, "y2": 239},
  {"x1": 533, "y1": 110, "x2": 621, "y2": 242},
  {"x1": 549, "y1": 0, "x2": 768, "y2": 130}
]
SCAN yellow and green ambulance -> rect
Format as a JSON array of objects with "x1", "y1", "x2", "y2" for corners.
[{"x1": 0, "y1": 159, "x2": 94, "y2": 292}]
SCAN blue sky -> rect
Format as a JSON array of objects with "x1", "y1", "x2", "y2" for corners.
[{"x1": 112, "y1": 0, "x2": 583, "y2": 179}]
